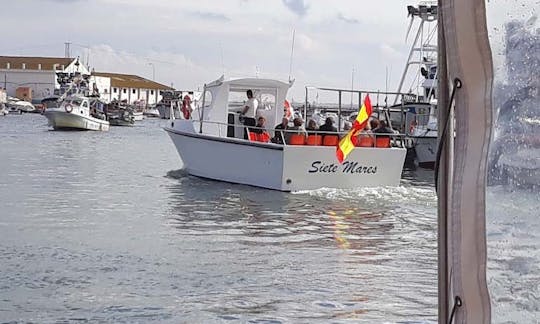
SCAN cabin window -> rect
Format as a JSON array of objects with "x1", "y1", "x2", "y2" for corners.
[
  {"x1": 123, "y1": 88, "x2": 127, "y2": 94},
  {"x1": 81, "y1": 101, "x2": 88, "y2": 108},
  {"x1": 132, "y1": 89, "x2": 136, "y2": 94},
  {"x1": 150, "y1": 90, "x2": 154, "y2": 95},
  {"x1": 259, "y1": 92, "x2": 277, "y2": 112},
  {"x1": 202, "y1": 90, "x2": 213, "y2": 108},
  {"x1": 113, "y1": 88, "x2": 117, "y2": 93}
]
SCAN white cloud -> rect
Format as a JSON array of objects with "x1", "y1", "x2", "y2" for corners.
[
  {"x1": 0, "y1": 0, "x2": 434, "y2": 98},
  {"x1": 282, "y1": 0, "x2": 309, "y2": 17}
]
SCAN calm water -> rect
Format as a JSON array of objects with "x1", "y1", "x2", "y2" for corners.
[{"x1": 0, "y1": 114, "x2": 536, "y2": 323}]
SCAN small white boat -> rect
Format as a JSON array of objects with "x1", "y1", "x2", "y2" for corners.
[
  {"x1": 6, "y1": 97, "x2": 35, "y2": 113},
  {"x1": 43, "y1": 95, "x2": 109, "y2": 131},
  {"x1": 143, "y1": 105, "x2": 160, "y2": 118},
  {"x1": 165, "y1": 76, "x2": 406, "y2": 192}
]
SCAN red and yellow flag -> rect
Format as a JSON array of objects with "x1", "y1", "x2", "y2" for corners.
[{"x1": 336, "y1": 94, "x2": 372, "y2": 163}]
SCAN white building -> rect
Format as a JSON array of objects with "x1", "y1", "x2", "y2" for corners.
[
  {"x1": 91, "y1": 72, "x2": 173, "y2": 105},
  {"x1": 0, "y1": 56, "x2": 90, "y2": 101}
]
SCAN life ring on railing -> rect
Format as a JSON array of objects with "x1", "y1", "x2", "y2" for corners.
[{"x1": 65, "y1": 103, "x2": 73, "y2": 113}]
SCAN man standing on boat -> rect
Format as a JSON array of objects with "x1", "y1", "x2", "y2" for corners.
[{"x1": 240, "y1": 89, "x2": 258, "y2": 139}]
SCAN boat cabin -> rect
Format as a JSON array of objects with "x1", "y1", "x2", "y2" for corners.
[{"x1": 192, "y1": 76, "x2": 293, "y2": 139}]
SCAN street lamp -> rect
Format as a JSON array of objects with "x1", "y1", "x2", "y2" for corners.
[{"x1": 148, "y1": 63, "x2": 155, "y2": 81}]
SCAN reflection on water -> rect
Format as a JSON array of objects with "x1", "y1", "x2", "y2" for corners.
[
  {"x1": 0, "y1": 114, "x2": 440, "y2": 322},
  {"x1": 164, "y1": 169, "x2": 438, "y2": 322}
]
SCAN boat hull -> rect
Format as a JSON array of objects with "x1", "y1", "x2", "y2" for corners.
[
  {"x1": 412, "y1": 135, "x2": 437, "y2": 166},
  {"x1": 43, "y1": 110, "x2": 109, "y2": 131},
  {"x1": 109, "y1": 118, "x2": 134, "y2": 126},
  {"x1": 165, "y1": 126, "x2": 406, "y2": 191},
  {"x1": 157, "y1": 106, "x2": 181, "y2": 119}
]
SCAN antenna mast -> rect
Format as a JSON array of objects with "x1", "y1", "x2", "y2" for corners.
[{"x1": 288, "y1": 29, "x2": 296, "y2": 82}]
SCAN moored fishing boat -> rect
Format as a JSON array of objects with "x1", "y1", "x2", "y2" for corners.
[
  {"x1": 43, "y1": 95, "x2": 109, "y2": 131},
  {"x1": 164, "y1": 76, "x2": 407, "y2": 192}
]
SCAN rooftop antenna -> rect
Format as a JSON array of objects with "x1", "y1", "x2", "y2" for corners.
[
  {"x1": 288, "y1": 29, "x2": 296, "y2": 82},
  {"x1": 64, "y1": 41, "x2": 71, "y2": 58},
  {"x1": 219, "y1": 42, "x2": 225, "y2": 76}
]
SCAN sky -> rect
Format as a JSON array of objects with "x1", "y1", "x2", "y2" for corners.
[{"x1": 0, "y1": 0, "x2": 531, "y2": 101}]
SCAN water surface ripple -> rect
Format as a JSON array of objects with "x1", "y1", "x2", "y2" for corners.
[{"x1": 0, "y1": 114, "x2": 439, "y2": 323}]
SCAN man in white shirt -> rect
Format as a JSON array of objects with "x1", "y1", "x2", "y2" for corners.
[{"x1": 240, "y1": 89, "x2": 258, "y2": 139}]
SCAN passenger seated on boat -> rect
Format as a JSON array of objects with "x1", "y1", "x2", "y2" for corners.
[
  {"x1": 373, "y1": 120, "x2": 393, "y2": 134},
  {"x1": 373, "y1": 120, "x2": 394, "y2": 148},
  {"x1": 319, "y1": 117, "x2": 338, "y2": 145},
  {"x1": 271, "y1": 118, "x2": 289, "y2": 144},
  {"x1": 356, "y1": 122, "x2": 375, "y2": 147},
  {"x1": 306, "y1": 119, "x2": 319, "y2": 135},
  {"x1": 305, "y1": 119, "x2": 322, "y2": 145},
  {"x1": 249, "y1": 116, "x2": 271, "y2": 143},
  {"x1": 285, "y1": 117, "x2": 307, "y2": 144},
  {"x1": 369, "y1": 118, "x2": 380, "y2": 132},
  {"x1": 240, "y1": 90, "x2": 258, "y2": 139}
]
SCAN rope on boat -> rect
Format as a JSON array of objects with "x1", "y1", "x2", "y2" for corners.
[
  {"x1": 448, "y1": 295, "x2": 463, "y2": 324},
  {"x1": 435, "y1": 77, "x2": 461, "y2": 192}
]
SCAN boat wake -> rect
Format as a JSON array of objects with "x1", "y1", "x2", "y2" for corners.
[{"x1": 297, "y1": 185, "x2": 436, "y2": 207}]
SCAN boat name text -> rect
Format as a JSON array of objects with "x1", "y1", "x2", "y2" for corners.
[{"x1": 308, "y1": 161, "x2": 378, "y2": 174}]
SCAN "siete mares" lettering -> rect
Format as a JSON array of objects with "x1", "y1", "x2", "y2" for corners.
[{"x1": 308, "y1": 161, "x2": 378, "y2": 174}]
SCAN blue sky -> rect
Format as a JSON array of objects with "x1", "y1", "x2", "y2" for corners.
[{"x1": 0, "y1": 0, "x2": 524, "y2": 100}]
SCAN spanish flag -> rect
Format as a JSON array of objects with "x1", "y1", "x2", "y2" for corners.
[{"x1": 336, "y1": 94, "x2": 372, "y2": 163}]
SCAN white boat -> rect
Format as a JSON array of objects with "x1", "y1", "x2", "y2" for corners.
[
  {"x1": 6, "y1": 97, "x2": 36, "y2": 113},
  {"x1": 43, "y1": 95, "x2": 109, "y2": 131},
  {"x1": 164, "y1": 76, "x2": 406, "y2": 192},
  {"x1": 143, "y1": 105, "x2": 160, "y2": 118}
]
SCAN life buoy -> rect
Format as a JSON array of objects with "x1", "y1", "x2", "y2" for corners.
[
  {"x1": 182, "y1": 96, "x2": 192, "y2": 119},
  {"x1": 65, "y1": 103, "x2": 73, "y2": 113}
]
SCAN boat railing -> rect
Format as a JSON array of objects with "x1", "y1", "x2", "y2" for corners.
[
  {"x1": 189, "y1": 118, "x2": 405, "y2": 148},
  {"x1": 304, "y1": 86, "x2": 423, "y2": 134}
]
